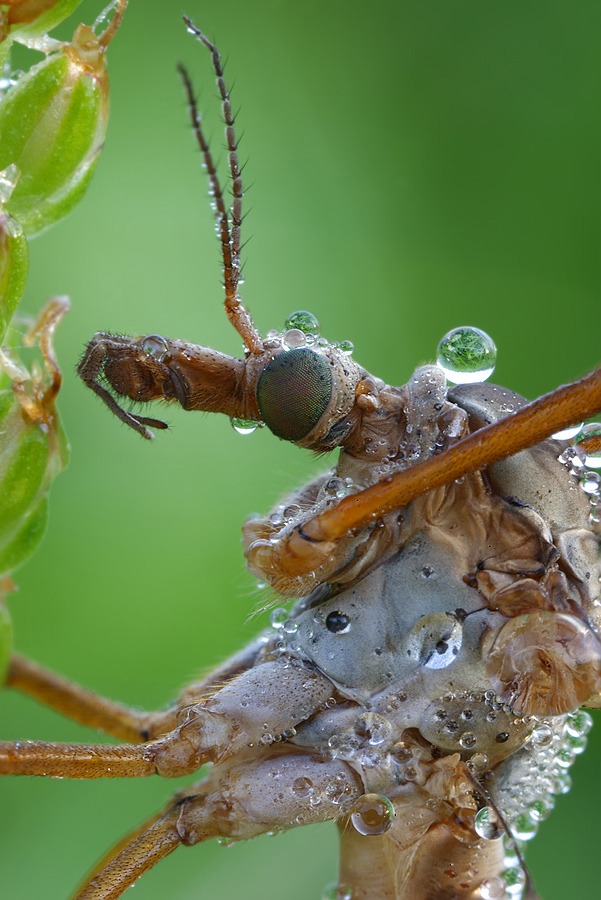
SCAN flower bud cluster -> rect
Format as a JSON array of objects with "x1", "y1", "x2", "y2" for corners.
[{"x1": 0, "y1": 2, "x2": 127, "y2": 684}]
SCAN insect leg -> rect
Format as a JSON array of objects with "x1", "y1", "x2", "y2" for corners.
[
  {"x1": 69, "y1": 779, "x2": 205, "y2": 899},
  {"x1": 0, "y1": 660, "x2": 334, "y2": 777},
  {"x1": 0, "y1": 738, "x2": 166, "y2": 777},
  {"x1": 5, "y1": 653, "x2": 176, "y2": 742},
  {"x1": 7, "y1": 635, "x2": 268, "y2": 742},
  {"x1": 267, "y1": 364, "x2": 601, "y2": 580},
  {"x1": 72, "y1": 806, "x2": 183, "y2": 900},
  {"x1": 72, "y1": 754, "x2": 363, "y2": 900}
]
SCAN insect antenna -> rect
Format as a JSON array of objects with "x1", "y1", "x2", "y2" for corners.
[{"x1": 181, "y1": 17, "x2": 263, "y2": 355}]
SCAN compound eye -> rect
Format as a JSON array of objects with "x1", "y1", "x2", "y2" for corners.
[{"x1": 257, "y1": 348, "x2": 332, "y2": 441}]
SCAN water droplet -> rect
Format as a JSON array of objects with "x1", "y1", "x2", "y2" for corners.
[
  {"x1": 217, "y1": 836, "x2": 236, "y2": 847},
  {"x1": 339, "y1": 340, "x2": 354, "y2": 355},
  {"x1": 479, "y1": 876, "x2": 507, "y2": 899},
  {"x1": 390, "y1": 742, "x2": 412, "y2": 763},
  {"x1": 566, "y1": 709, "x2": 593, "y2": 738},
  {"x1": 574, "y1": 423, "x2": 601, "y2": 468},
  {"x1": 503, "y1": 866, "x2": 526, "y2": 895},
  {"x1": 354, "y1": 712, "x2": 393, "y2": 746},
  {"x1": 459, "y1": 731, "x2": 477, "y2": 749},
  {"x1": 530, "y1": 723, "x2": 553, "y2": 747},
  {"x1": 351, "y1": 793, "x2": 394, "y2": 835},
  {"x1": 555, "y1": 746, "x2": 575, "y2": 768},
  {"x1": 324, "y1": 778, "x2": 351, "y2": 804},
  {"x1": 322, "y1": 884, "x2": 352, "y2": 900},
  {"x1": 328, "y1": 734, "x2": 361, "y2": 760},
  {"x1": 324, "y1": 477, "x2": 347, "y2": 498},
  {"x1": 467, "y1": 752, "x2": 489, "y2": 774},
  {"x1": 566, "y1": 732, "x2": 588, "y2": 754},
  {"x1": 283, "y1": 328, "x2": 307, "y2": 349},
  {"x1": 270, "y1": 608, "x2": 289, "y2": 629},
  {"x1": 580, "y1": 470, "x2": 600, "y2": 494},
  {"x1": 436, "y1": 326, "x2": 497, "y2": 384},
  {"x1": 407, "y1": 612, "x2": 462, "y2": 669},
  {"x1": 474, "y1": 807, "x2": 503, "y2": 840},
  {"x1": 528, "y1": 796, "x2": 554, "y2": 821},
  {"x1": 552, "y1": 423, "x2": 583, "y2": 440},
  {"x1": 551, "y1": 771, "x2": 572, "y2": 794},
  {"x1": 285, "y1": 310, "x2": 320, "y2": 335},
  {"x1": 231, "y1": 417, "x2": 260, "y2": 435},
  {"x1": 291, "y1": 776, "x2": 314, "y2": 798},
  {"x1": 512, "y1": 812, "x2": 538, "y2": 841},
  {"x1": 141, "y1": 334, "x2": 169, "y2": 361}
]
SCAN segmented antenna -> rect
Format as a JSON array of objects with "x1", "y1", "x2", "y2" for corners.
[{"x1": 181, "y1": 17, "x2": 263, "y2": 355}]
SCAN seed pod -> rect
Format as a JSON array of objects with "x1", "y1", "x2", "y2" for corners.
[
  {"x1": 0, "y1": 166, "x2": 29, "y2": 342},
  {"x1": 0, "y1": 297, "x2": 69, "y2": 576},
  {"x1": 0, "y1": 5, "x2": 125, "y2": 235},
  {"x1": 0, "y1": 0, "x2": 83, "y2": 44}
]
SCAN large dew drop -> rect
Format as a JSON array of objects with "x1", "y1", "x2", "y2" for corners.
[
  {"x1": 474, "y1": 807, "x2": 503, "y2": 840},
  {"x1": 230, "y1": 417, "x2": 260, "y2": 435},
  {"x1": 284, "y1": 310, "x2": 320, "y2": 335},
  {"x1": 436, "y1": 326, "x2": 497, "y2": 384},
  {"x1": 142, "y1": 334, "x2": 169, "y2": 362},
  {"x1": 406, "y1": 612, "x2": 462, "y2": 669},
  {"x1": 350, "y1": 793, "x2": 394, "y2": 835}
]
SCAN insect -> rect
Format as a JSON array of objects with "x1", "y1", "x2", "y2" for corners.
[{"x1": 0, "y1": 5, "x2": 596, "y2": 900}]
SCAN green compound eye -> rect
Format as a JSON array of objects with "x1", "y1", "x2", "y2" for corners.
[{"x1": 257, "y1": 348, "x2": 332, "y2": 441}]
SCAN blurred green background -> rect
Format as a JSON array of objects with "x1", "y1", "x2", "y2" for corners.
[{"x1": 1, "y1": 0, "x2": 599, "y2": 898}]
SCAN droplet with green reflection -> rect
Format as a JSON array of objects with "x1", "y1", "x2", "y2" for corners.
[
  {"x1": 284, "y1": 310, "x2": 320, "y2": 335},
  {"x1": 436, "y1": 326, "x2": 497, "y2": 384}
]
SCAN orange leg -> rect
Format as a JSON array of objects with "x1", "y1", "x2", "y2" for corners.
[
  {"x1": 297, "y1": 365, "x2": 601, "y2": 546},
  {"x1": 73, "y1": 808, "x2": 183, "y2": 900},
  {"x1": 72, "y1": 754, "x2": 363, "y2": 900},
  {"x1": 6, "y1": 653, "x2": 174, "y2": 742},
  {"x1": 1, "y1": 660, "x2": 334, "y2": 778},
  {"x1": 0, "y1": 739, "x2": 162, "y2": 778}
]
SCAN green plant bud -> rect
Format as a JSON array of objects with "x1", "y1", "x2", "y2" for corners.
[
  {"x1": 0, "y1": 0, "x2": 83, "y2": 44},
  {"x1": 0, "y1": 165, "x2": 29, "y2": 342},
  {"x1": 0, "y1": 296, "x2": 69, "y2": 575},
  {"x1": 0, "y1": 4, "x2": 126, "y2": 235}
]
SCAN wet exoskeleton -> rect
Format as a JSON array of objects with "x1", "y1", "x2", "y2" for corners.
[{"x1": 3, "y1": 18, "x2": 601, "y2": 900}]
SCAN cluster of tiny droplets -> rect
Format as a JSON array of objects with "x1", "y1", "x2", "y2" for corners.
[
  {"x1": 260, "y1": 309, "x2": 354, "y2": 359},
  {"x1": 557, "y1": 444, "x2": 601, "y2": 525},
  {"x1": 230, "y1": 309, "x2": 353, "y2": 436},
  {"x1": 269, "y1": 607, "x2": 302, "y2": 658},
  {"x1": 481, "y1": 710, "x2": 594, "y2": 899}
]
